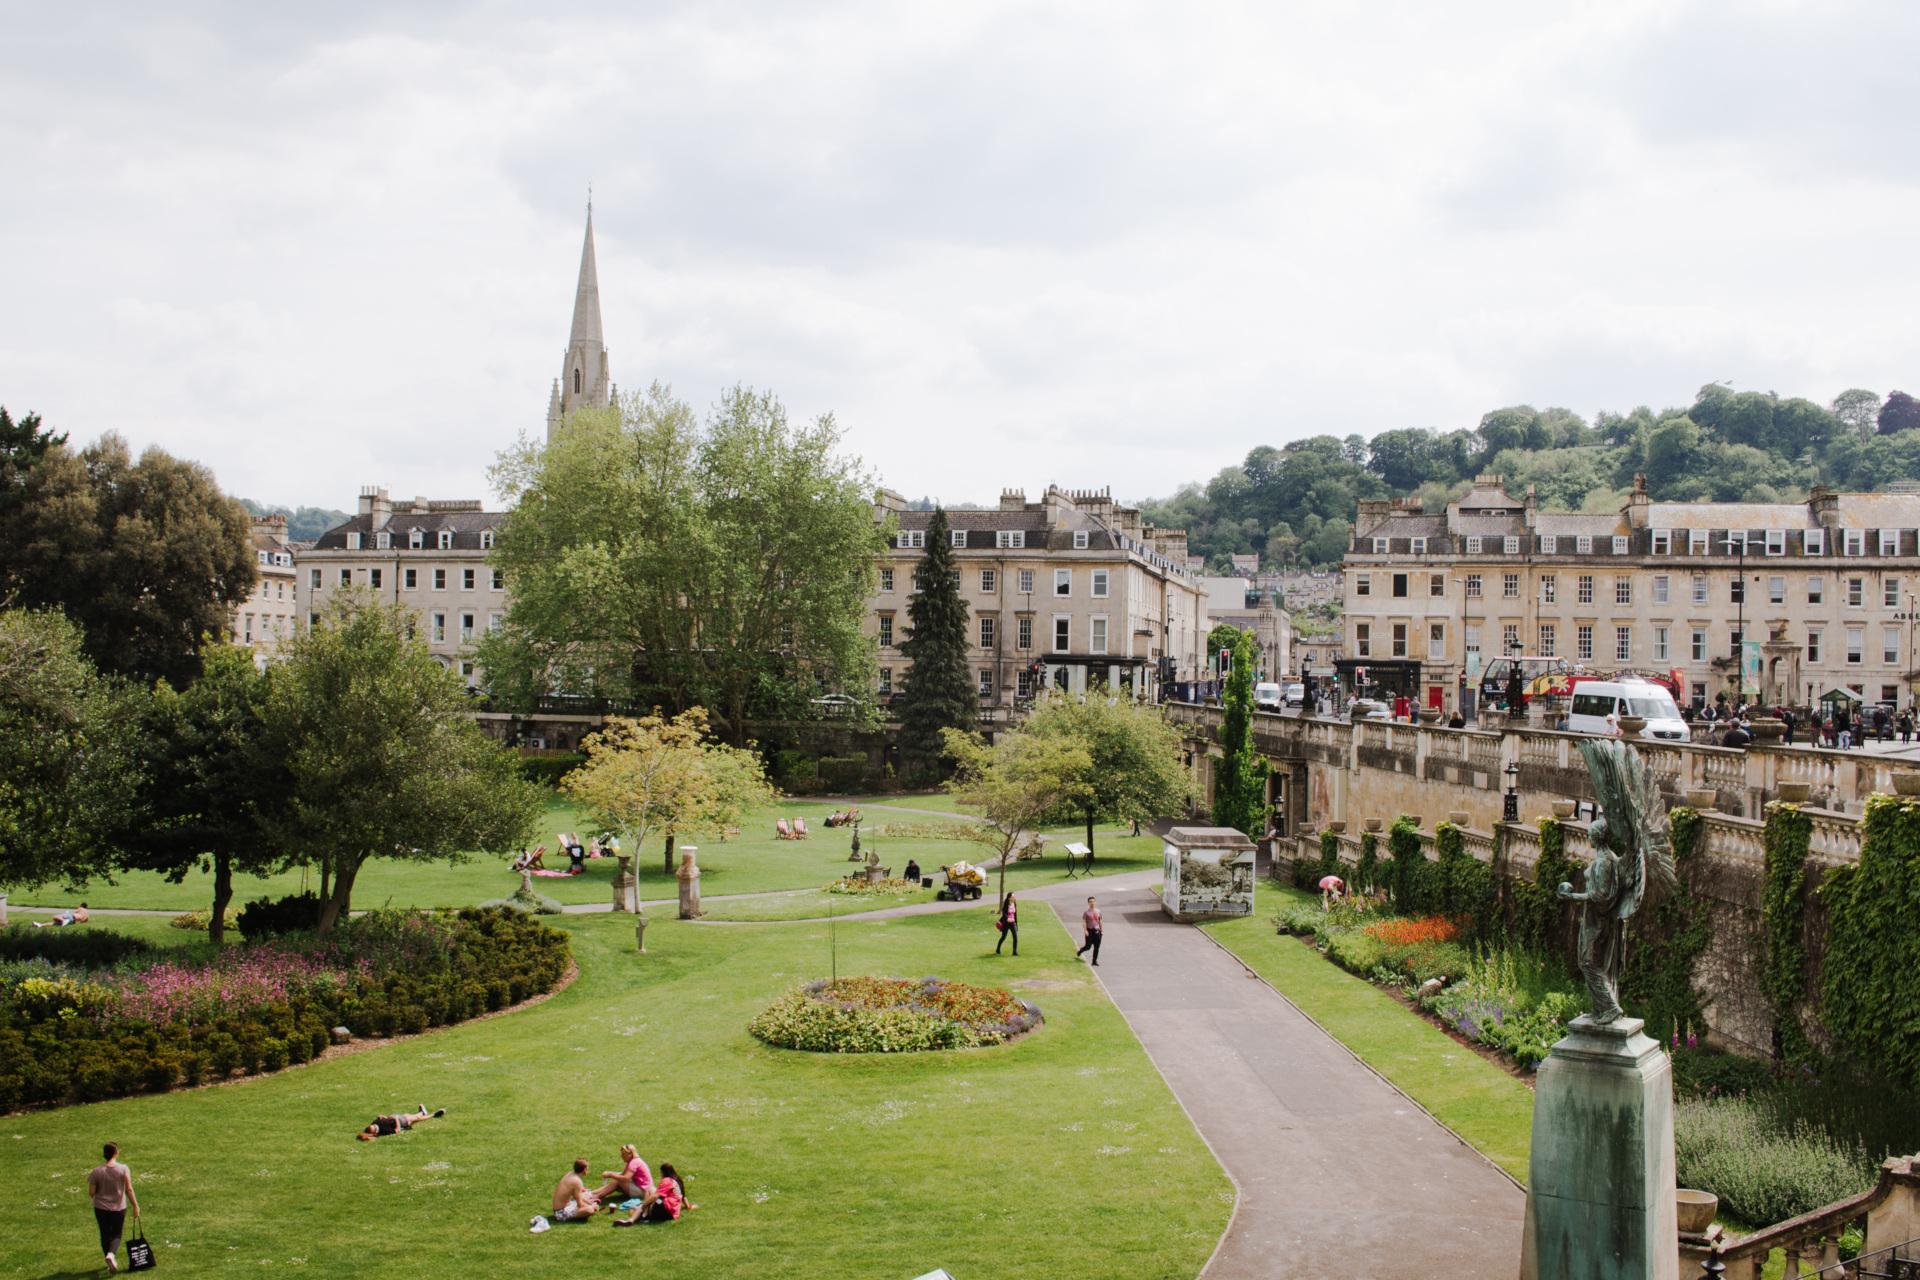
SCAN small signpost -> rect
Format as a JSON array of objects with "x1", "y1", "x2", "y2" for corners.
[{"x1": 1063, "y1": 841, "x2": 1091, "y2": 879}]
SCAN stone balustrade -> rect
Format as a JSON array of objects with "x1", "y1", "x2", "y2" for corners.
[{"x1": 1683, "y1": 1154, "x2": 1920, "y2": 1279}]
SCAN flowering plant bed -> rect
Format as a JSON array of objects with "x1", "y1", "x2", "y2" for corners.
[
  {"x1": 0, "y1": 907, "x2": 569, "y2": 1112},
  {"x1": 748, "y1": 976, "x2": 1041, "y2": 1053},
  {"x1": 823, "y1": 877, "x2": 922, "y2": 897},
  {"x1": 1362, "y1": 915, "x2": 1463, "y2": 946}
]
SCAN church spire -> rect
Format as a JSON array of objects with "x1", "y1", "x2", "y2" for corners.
[{"x1": 547, "y1": 205, "x2": 612, "y2": 442}]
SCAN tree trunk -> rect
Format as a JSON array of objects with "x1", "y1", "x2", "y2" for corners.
[
  {"x1": 664, "y1": 831, "x2": 676, "y2": 876},
  {"x1": 319, "y1": 855, "x2": 330, "y2": 907},
  {"x1": 315, "y1": 856, "x2": 363, "y2": 940},
  {"x1": 1085, "y1": 808, "x2": 1096, "y2": 863},
  {"x1": 209, "y1": 850, "x2": 234, "y2": 946}
]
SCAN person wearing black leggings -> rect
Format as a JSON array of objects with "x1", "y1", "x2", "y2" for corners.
[
  {"x1": 88, "y1": 1141, "x2": 139, "y2": 1273},
  {"x1": 995, "y1": 893, "x2": 1018, "y2": 956}
]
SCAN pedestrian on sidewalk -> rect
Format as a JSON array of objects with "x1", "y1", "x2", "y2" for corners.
[
  {"x1": 88, "y1": 1141, "x2": 139, "y2": 1273},
  {"x1": 1076, "y1": 897, "x2": 1103, "y2": 966},
  {"x1": 994, "y1": 892, "x2": 1019, "y2": 956},
  {"x1": 1901, "y1": 709, "x2": 1914, "y2": 745}
]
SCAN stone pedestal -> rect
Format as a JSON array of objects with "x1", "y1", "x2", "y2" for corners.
[
  {"x1": 1522, "y1": 1015, "x2": 1678, "y2": 1280},
  {"x1": 676, "y1": 849, "x2": 701, "y2": 920},
  {"x1": 611, "y1": 855, "x2": 637, "y2": 913}
]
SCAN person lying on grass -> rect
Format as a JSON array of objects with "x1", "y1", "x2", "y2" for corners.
[
  {"x1": 610, "y1": 1162, "x2": 684, "y2": 1225},
  {"x1": 356, "y1": 1105, "x2": 444, "y2": 1140},
  {"x1": 551, "y1": 1158, "x2": 602, "y2": 1221},
  {"x1": 594, "y1": 1144, "x2": 652, "y2": 1202},
  {"x1": 33, "y1": 903, "x2": 90, "y2": 928}
]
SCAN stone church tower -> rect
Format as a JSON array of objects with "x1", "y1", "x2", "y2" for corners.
[{"x1": 545, "y1": 209, "x2": 614, "y2": 441}]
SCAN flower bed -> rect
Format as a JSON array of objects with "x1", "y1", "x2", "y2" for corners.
[
  {"x1": 823, "y1": 877, "x2": 922, "y2": 898},
  {"x1": 1362, "y1": 915, "x2": 1462, "y2": 947},
  {"x1": 748, "y1": 976, "x2": 1041, "y2": 1053},
  {"x1": 0, "y1": 907, "x2": 570, "y2": 1112}
]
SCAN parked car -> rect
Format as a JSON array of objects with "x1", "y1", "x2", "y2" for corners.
[
  {"x1": 1254, "y1": 681, "x2": 1283, "y2": 711},
  {"x1": 1346, "y1": 698, "x2": 1391, "y2": 721},
  {"x1": 1566, "y1": 680, "x2": 1688, "y2": 740},
  {"x1": 1282, "y1": 682, "x2": 1305, "y2": 708}
]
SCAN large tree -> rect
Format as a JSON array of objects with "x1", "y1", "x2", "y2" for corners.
[
  {"x1": 0, "y1": 406, "x2": 65, "y2": 516},
  {"x1": 1021, "y1": 693, "x2": 1189, "y2": 859},
  {"x1": 264, "y1": 595, "x2": 542, "y2": 938},
  {"x1": 118, "y1": 644, "x2": 283, "y2": 945},
  {"x1": 896, "y1": 506, "x2": 976, "y2": 767},
  {"x1": 480, "y1": 383, "x2": 884, "y2": 742},
  {"x1": 0, "y1": 433, "x2": 256, "y2": 687},
  {"x1": 0, "y1": 610, "x2": 142, "y2": 891},
  {"x1": 1210, "y1": 630, "x2": 1268, "y2": 837}
]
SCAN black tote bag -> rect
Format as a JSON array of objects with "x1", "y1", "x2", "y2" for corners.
[{"x1": 127, "y1": 1220, "x2": 156, "y2": 1271}]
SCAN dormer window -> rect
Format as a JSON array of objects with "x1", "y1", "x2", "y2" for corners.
[
  {"x1": 438, "y1": 531, "x2": 453, "y2": 550},
  {"x1": 1503, "y1": 537, "x2": 1520, "y2": 555},
  {"x1": 1540, "y1": 536, "x2": 1556, "y2": 555},
  {"x1": 1805, "y1": 529, "x2": 1825, "y2": 555},
  {"x1": 951, "y1": 530, "x2": 967, "y2": 548},
  {"x1": 996, "y1": 530, "x2": 1024, "y2": 549},
  {"x1": 409, "y1": 529, "x2": 424, "y2": 550},
  {"x1": 345, "y1": 534, "x2": 360, "y2": 551},
  {"x1": 1371, "y1": 538, "x2": 1388, "y2": 555},
  {"x1": 480, "y1": 530, "x2": 494, "y2": 550},
  {"x1": 1411, "y1": 537, "x2": 1426, "y2": 555},
  {"x1": 899, "y1": 530, "x2": 924, "y2": 549},
  {"x1": 259, "y1": 549, "x2": 271, "y2": 564},
  {"x1": 1612, "y1": 536, "x2": 1629, "y2": 554},
  {"x1": 1073, "y1": 531, "x2": 1089, "y2": 550},
  {"x1": 1575, "y1": 535, "x2": 1592, "y2": 554},
  {"x1": 376, "y1": 531, "x2": 391, "y2": 550}
]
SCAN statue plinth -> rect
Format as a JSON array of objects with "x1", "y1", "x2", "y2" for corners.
[
  {"x1": 1521, "y1": 1015, "x2": 1679, "y2": 1280},
  {"x1": 676, "y1": 849, "x2": 701, "y2": 920},
  {"x1": 611, "y1": 854, "x2": 637, "y2": 913}
]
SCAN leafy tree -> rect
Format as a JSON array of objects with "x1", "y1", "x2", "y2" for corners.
[
  {"x1": 565, "y1": 708, "x2": 774, "y2": 877},
  {"x1": 1831, "y1": 389, "x2": 1881, "y2": 438},
  {"x1": 1878, "y1": 391, "x2": 1920, "y2": 435},
  {"x1": 0, "y1": 433, "x2": 256, "y2": 688},
  {"x1": 481, "y1": 383, "x2": 884, "y2": 743},
  {"x1": 237, "y1": 499, "x2": 351, "y2": 543},
  {"x1": 1210, "y1": 631, "x2": 1268, "y2": 836},
  {"x1": 1206, "y1": 622, "x2": 1246, "y2": 667},
  {"x1": 1021, "y1": 693, "x2": 1189, "y2": 858},
  {"x1": 118, "y1": 644, "x2": 282, "y2": 945},
  {"x1": 943, "y1": 726, "x2": 1092, "y2": 899},
  {"x1": 896, "y1": 506, "x2": 975, "y2": 768},
  {"x1": 263, "y1": 595, "x2": 541, "y2": 938},
  {"x1": 0, "y1": 610, "x2": 142, "y2": 891},
  {"x1": 0, "y1": 406, "x2": 65, "y2": 515}
]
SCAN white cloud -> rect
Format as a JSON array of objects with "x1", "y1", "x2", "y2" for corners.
[{"x1": 0, "y1": 0, "x2": 1914, "y2": 515}]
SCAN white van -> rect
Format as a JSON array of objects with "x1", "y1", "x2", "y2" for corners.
[
  {"x1": 1282, "y1": 682, "x2": 1305, "y2": 708},
  {"x1": 1567, "y1": 681, "x2": 1688, "y2": 741},
  {"x1": 1254, "y1": 682, "x2": 1283, "y2": 711}
]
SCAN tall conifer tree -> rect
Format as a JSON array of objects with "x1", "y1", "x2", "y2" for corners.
[{"x1": 897, "y1": 506, "x2": 976, "y2": 766}]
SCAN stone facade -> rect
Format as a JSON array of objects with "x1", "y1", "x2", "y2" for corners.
[
  {"x1": 231, "y1": 514, "x2": 300, "y2": 662},
  {"x1": 1344, "y1": 473, "x2": 1920, "y2": 714}
]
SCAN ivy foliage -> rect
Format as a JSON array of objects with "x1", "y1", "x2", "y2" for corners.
[
  {"x1": 1509, "y1": 817, "x2": 1577, "y2": 960},
  {"x1": 1622, "y1": 805, "x2": 1710, "y2": 1048},
  {"x1": 1821, "y1": 794, "x2": 1920, "y2": 1091},
  {"x1": 1317, "y1": 829, "x2": 1340, "y2": 885},
  {"x1": 1435, "y1": 822, "x2": 1496, "y2": 945},
  {"x1": 1388, "y1": 815, "x2": 1429, "y2": 913},
  {"x1": 1355, "y1": 830, "x2": 1379, "y2": 897},
  {"x1": 1760, "y1": 802, "x2": 1814, "y2": 1062},
  {"x1": 1210, "y1": 630, "x2": 1268, "y2": 836}
]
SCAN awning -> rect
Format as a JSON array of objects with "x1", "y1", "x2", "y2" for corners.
[{"x1": 1817, "y1": 687, "x2": 1865, "y2": 704}]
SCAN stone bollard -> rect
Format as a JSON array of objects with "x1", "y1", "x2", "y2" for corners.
[
  {"x1": 676, "y1": 848, "x2": 701, "y2": 920},
  {"x1": 611, "y1": 855, "x2": 637, "y2": 913},
  {"x1": 635, "y1": 914, "x2": 650, "y2": 953},
  {"x1": 0, "y1": 893, "x2": 7, "y2": 927}
]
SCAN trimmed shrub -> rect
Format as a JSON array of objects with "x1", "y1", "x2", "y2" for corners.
[
  {"x1": 0, "y1": 924, "x2": 149, "y2": 966},
  {"x1": 517, "y1": 753, "x2": 587, "y2": 787},
  {"x1": 236, "y1": 892, "x2": 323, "y2": 941},
  {"x1": 749, "y1": 976, "x2": 1040, "y2": 1053}
]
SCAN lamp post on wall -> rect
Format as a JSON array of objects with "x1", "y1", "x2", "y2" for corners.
[
  {"x1": 1454, "y1": 577, "x2": 1476, "y2": 725},
  {"x1": 1503, "y1": 760, "x2": 1520, "y2": 824}
]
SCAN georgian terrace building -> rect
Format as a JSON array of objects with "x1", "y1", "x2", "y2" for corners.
[
  {"x1": 1342, "y1": 474, "x2": 1920, "y2": 714},
  {"x1": 301, "y1": 486, "x2": 507, "y2": 687},
  {"x1": 868, "y1": 486, "x2": 1209, "y2": 715},
  {"x1": 229, "y1": 514, "x2": 300, "y2": 662}
]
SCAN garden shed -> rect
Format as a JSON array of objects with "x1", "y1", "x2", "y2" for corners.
[{"x1": 1161, "y1": 826, "x2": 1257, "y2": 922}]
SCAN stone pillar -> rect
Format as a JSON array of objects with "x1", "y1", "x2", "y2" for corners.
[
  {"x1": 0, "y1": 893, "x2": 6, "y2": 927},
  {"x1": 1521, "y1": 1015, "x2": 1679, "y2": 1280},
  {"x1": 676, "y1": 848, "x2": 701, "y2": 920},
  {"x1": 611, "y1": 855, "x2": 637, "y2": 913}
]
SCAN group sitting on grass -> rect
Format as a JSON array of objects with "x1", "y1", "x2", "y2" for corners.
[{"x1": 533, "y1": 1145, "x2": 686, "y2": 1230}]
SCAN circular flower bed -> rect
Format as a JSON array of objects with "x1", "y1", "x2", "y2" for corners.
[{"x1": 748, "y1": 976, "x2": 1041, "y2": 1053}]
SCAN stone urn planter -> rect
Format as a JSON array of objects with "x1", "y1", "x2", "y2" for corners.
[
  {"x1": 1685, "y1": 787, "x2": 1719, "y2": 810},
  {"x1": 1551, "y1": 800, "x2": 1577, "y2": 819},
  {"x1": 1362, "y1": 817, "x2": 1382, "y2": 832},
  {"x1": 1405, "y1": 815, "x2": 1422, "y2": 829},
  {"x1": 1418, "y1": 707, "x2": 1441, "y2": 724},
  {"x1": 1675, "y1": 1189, "x2": 1718, "y2": 1234},
  {"x1": 1775, "y1": 781, "x2": 1812, "y2": 804},
  {"x1": 1447, "y1": 810, "x2": 1471, "y2": 827},
  {"x1": 1325, "y1": 820, "x2": 1346, "y2": 834},
  {"x1": 1892, "y1": 771, "x2": 1920, "y2": 797},
  {"x1": 1750, "y1": 716, "x2": 1786, "y2": 742},
  {"x1": 1618, "y1": 715, "x2": 1648, "y2": 739}
]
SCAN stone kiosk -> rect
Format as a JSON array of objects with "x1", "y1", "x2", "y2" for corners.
[{"x1": 1160, "y1": 826, "x2": 1257, "y2": 922}]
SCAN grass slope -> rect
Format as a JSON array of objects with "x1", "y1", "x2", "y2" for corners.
[
  {"x1": 1204, "y1": 889, "x2": 1536, "y2": 1184},
  {"x1": 1, "y1": 907, "x2": 1231, "y2": 1279}
]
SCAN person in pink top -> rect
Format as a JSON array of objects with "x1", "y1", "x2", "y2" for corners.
[
  {"x1": 88, "y1": 1141, "x2": 140, "y2": 1273},
  {"x1": 994, "y1": 893, "x2": 1018, "y2": 956},
  {"x1": 594, "y1": 1143, "x2": 652, "y2": 1202},
  {"x1": 613, "y1": 1162, "x2": 685, "y2": 1224},
  {"x1": 1076, "y1": 896, "x2": 1103, "y2": 966}
]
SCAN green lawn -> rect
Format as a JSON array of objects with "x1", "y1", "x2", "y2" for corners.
[
  {"x1": 1204, "y1": 889, "x2": 1537, "y2": 1184},
  {"x1": 0, "y1": 907, "x2": 1232, "y2": 1279}
]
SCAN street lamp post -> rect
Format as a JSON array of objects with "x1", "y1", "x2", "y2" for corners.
[{"x1": 1453, "y1": 577, "x2": 1475, "y2": 726}]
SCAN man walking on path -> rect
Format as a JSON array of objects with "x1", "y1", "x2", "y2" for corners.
[
  {"x1": 1076, "y1": 896, "x2": 1103, "y2": 965},
  {"x1": 994, "y1": 893, "x2": 1018, "y2": 956},
  {"x1": 88, "y1": 1141, "x2": 139, "y2": 1273}
]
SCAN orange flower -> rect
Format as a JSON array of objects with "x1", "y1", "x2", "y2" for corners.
[{"x1": 1362, "y1": 915, "x2": 1463, "y2": 946}]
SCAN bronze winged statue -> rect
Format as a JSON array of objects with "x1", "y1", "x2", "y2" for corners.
[{"x1": 1556, "y1": 739, "x2": 1676, "y2": 1023}]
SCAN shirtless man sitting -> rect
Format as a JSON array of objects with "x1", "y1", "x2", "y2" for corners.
[{"x1": 549, "y1": 1159, "x2": 601, "y2": 1222}]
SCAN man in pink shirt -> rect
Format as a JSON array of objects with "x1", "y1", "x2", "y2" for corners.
[
  {"x1": 88, "y1": 1141, "x2": 140, "y2": 1273},
  {"x1": 1076, "y1": 897, "x2": 1103, "y2": 966}
]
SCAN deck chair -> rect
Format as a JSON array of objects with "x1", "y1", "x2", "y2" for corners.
[
  {"x1": 792, "y1": 817, "x2": 811, "y2": 838},
  {"x1": 775, "y1": 818, "x2": 794, "y2": 840},
  {"x1": 512, "y1": 845, "x2": 547, "y2": 872}
]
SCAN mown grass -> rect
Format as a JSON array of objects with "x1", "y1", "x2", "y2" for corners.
[
  {"x1": 1205, "y1": 887, "x2": 1537, "y2": 1183},
  {"x1": 0, "y1": 906, "x2": 1231, "y2": 1279}
]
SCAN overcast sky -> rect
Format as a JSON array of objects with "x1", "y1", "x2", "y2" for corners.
[{"x1": 3, "y1": 0, "x2": 1916, "y2": 512}]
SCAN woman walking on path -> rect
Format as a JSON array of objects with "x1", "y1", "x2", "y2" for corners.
[
  {"x1": 1077, "y1": 896, "x2": 1103, "y2": 966},
  {"x1": 995, "y1": 893, "x2": 1019, "y2": 956},
  {"x1": 88, "y1": 1141, "x2": 139, "y2": 1273}
]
